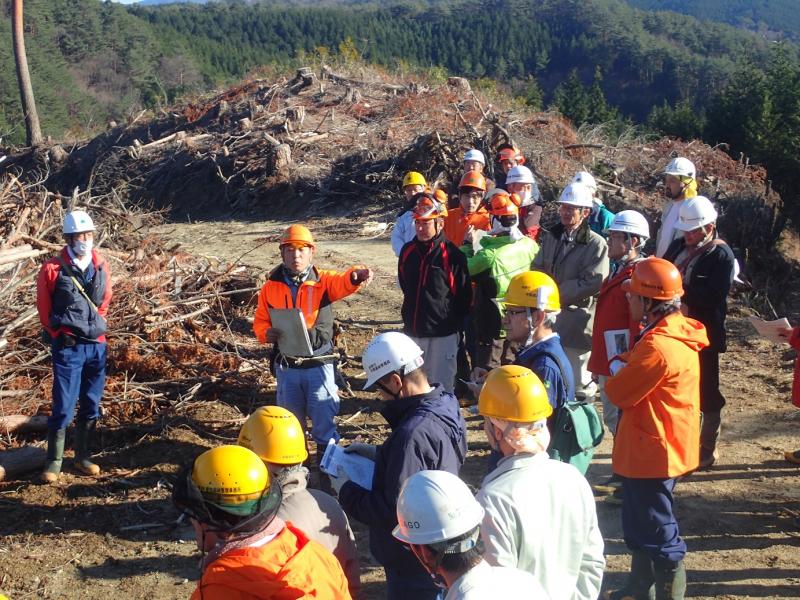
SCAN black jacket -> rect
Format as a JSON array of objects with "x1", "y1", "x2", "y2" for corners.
[
  {"x1": 398, "y1": 231, "x2": 471, "y2": 337},
  {"x1": 338, "y1": 385, "x2": 467, "y2": 575},
  {"x1": 663, "y1": 236, "x2": 734, "y2": 352}
]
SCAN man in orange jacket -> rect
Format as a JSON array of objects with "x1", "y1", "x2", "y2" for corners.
[
  {"x1": 173, "y1": 445, "x2": 352, "y2": 600},
  {"x1": 253, "y1": 225, "x2": 371, "y2": 492},
  {"x1": 36, "y1": 210, "x2": 113, "y2": 484},
  {"x1": 603, "y1": 258, "x2": 709, "y2": 600}
]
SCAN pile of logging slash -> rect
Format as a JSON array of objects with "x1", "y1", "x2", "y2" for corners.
[{"x1": 0, "y1": 174, "x2": 276, "y2": 469}]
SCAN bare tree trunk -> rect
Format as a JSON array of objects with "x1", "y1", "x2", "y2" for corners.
[{"x1": 12, "y1": 0, "x2": 43, "y2": 147}]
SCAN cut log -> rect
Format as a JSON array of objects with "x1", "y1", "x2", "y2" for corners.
[
  {"x1": 0, "y1": 415, "x2": 48, "y2": 435},
  {"x1": 271, "y1": 144, "x2": 292, "y2": 180},
  {"x1": 0, "y1": 446, "x2": 46, "y2": 482},
  {"x1": 447, "y1": 77, "x2": 472, "y2": 95}
]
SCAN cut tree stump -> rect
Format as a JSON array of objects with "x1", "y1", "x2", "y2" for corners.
[
  {"x1": 0, "y1": 446, "x2": 46, "y2": 482},
  {"x1": 1, "y1": 415, "x2": 49, "y2": 435}
]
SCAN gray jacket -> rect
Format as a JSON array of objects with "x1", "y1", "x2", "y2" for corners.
[
  {"x1": 275, "y1": 466, "x2": 361, "y2": 597},
  {"x1": 532, "y1": 220, "x2": 608, "y2": 349}
]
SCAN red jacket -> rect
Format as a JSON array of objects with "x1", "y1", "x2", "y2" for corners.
[
  {"x1": 192, "y1": 523, "x2": 352, "y2": 600},
  {"x1": 605, "y1": 311, "x2": 709, "y2": 478},
  {"x1": 36, "y1": 247, "x2": 112, "y2": 343},
  {"x1": 588, "y1": 262, "x2": 641, "y2": 376},
  {"x1": 791, "y1": 327, "x2": 800, "y2": 409}
]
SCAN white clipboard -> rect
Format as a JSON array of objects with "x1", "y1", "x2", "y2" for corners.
[
  {"x1": 604, "y1": 328, "x2": 630, "y2": 361},
  {"x1": 268, "y1": 308, "x2": 313, "y2": 357}
]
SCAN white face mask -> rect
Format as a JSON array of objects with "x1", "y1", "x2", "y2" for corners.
[
  {"x1": 517, "y1": 190, "x2": 532, "y2": 206},
  {"x1": 72, "y1": 239, "x2": 93, "y2": 257}
]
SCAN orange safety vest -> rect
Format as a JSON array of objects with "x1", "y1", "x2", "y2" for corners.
[{"x1": 192, "y1": 523, "x2": 352, "y2": 600}]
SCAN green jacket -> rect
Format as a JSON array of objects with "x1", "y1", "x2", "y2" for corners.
[{"x1": 462, "y1": 234, "x2": 539, "y2": 340}]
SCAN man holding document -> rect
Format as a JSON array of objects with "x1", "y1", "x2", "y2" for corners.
[
  {"x1": 253, "y1": 224, "x2": 372, "y2": 492},
  {"x1": 335, "y1": 331, "x2": 467, "y2": 600}
]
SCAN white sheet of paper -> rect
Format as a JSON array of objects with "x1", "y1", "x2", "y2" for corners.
[
  {"x1": 268, "y1": 308, "x2": 313, "y2": 357},
  {"x1": 748, "y1": 317, "x2": 791, "y2": 344},
  {"x1": 320, "y1": 438, "x2": 375, "y2": 490},
  {"x1": 603, "y1": 328, "x2": 630, "y2": 361}
]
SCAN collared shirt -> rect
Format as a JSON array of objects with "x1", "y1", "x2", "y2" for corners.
[{"x1": 444, "y1": 560, "x2": 546, "y2": 600}]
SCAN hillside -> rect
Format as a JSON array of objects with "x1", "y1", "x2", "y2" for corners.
[
  {"x1": 626, "y1": 0, "x2": 800, "y2": 41},
  {"x1": 0, "y1": 0, "x2": 783, "y2": 144}
]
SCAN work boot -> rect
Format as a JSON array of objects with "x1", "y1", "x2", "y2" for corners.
[
  {"x1": 699, "y1": 411, "x2": 721, "y2": 468},
  {"x1": 653, "y1": 558, "x2": 686, "y2": 600},
  {"x1": 74, "y1": 419, "x2": 101, "y2": 476},
  {"x1": 603, "y1": 551, "x2": 655, "y2": 600},
  {"x1": 39, "y1": 428, "x2": 67, "y2": 484},
  {"x1": 784, "y1": 449, "x2": 800, "y2": 465}
]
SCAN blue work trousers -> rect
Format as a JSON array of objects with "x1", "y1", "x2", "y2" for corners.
[
  {"x1": 276, "y1": 361, "x2": 340, "y2": 446},
  {"x1": 621, "y1": 476, "x2": 687, "y2": 563},
  {"x1": 49, "y1": 341, "x2": 106, "y2": 430},
  {"x1": 385, "y1": 566, "x2": 443, "y2": 600}
]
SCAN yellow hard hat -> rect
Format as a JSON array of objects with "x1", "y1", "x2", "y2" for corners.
[
  {"x1": 403, "y1": 171, "x2": 427, "y2": 188},
  {"x1": 478, "y1": 365, "x2": 553, "y2": 423},
  {"x1": 238, "y1": 406, "x2": 309, "y2": 465},
  {"x1": 504, "y1": 271, "x2": 561, "y2": 311},
  {"x1": 191, "y1": 445, "x2": 270, "y2": 516}
]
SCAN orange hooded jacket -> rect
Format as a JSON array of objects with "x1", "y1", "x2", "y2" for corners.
[
  {"x1": 605, "y1": 311, "x2": 709, "y2": 479},
  {"x1": 191, "y1": 523, "x2": 352, "y2": 600}
]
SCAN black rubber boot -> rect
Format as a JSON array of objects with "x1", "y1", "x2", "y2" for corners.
[
  {"x1": 604, "y1": 551, "x2": 656, "y2": 600},
  {"x1": 40, "y1": 428, "x2": 66, "y2": 484},
  {"x1": 653, "y1": 558, "x2": 686, "y2": 600},
  {"x1": 314, "y1": 444, "x2": 335, "y2": 496},
  {"x1": 699, "y1": 411, "x2": 721, "y2": 468},
  {"x1": 74, "y1": 419, "x2": 101, "y2": 476}
]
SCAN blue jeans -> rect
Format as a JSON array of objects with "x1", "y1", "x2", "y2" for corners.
[
  {"x1": 49, "y1": 341, "x2": 106, "y2": 430},
  {"x1": 385, "y1": 566, "x2": 443, "y2": 600},
  {"x1": 276, "y1": 362, "x2": 340, "y2": 446},
  {"x1": 621, "y1": 476, "x2": 686, "y2": 563}
]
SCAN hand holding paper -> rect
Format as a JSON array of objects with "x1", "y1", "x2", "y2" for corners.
[{"x1": 748, "y1": 317, "x2": 792, "y2": 345}]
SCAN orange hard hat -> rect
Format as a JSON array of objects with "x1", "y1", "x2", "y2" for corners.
[
  {"x1": 497, "y1": 147, "x2": 525, "y2": 165},
  {"x1": 488, "y1": 191, "x2": 519, "y2": 217},
  {"x1": 622, "y1": 257, "x2": 684, "y2": 300},
  {"x1": 459, "y1": 171, "x2": 487, "y2": 192},
  {"x1": 280, "y1": 224, "x2": 315, "y2": 248},
  {"x1": 432, "y1": 188, "x2": 448, "y2": 205},
  {"x1": 413, "y1": 193, "x2": 448, "y2": 221}
]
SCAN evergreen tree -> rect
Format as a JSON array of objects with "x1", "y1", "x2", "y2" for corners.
[
  {"x1": 587, "y1": 66, "x2": 617, "y2": 123},
  {"x1": 552, "y1": 69, "x2": 590, "y2": 125}
]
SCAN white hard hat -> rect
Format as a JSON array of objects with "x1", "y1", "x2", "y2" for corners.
[
  {"x1": 571, "y1": 170, "x2": 597, "y2": 192},
  {"x1": 605, "y1": 210, "x2": 650, "y2": 239},
  {"x1": 675, "y1": 196, "x2": 718, "y2": 231},
  {"x1": 558, "y1": 182, "x2": 594, "y2": 208},
  {"x1": 463, "y1": 149, "x2": 485, "y2": 165},
  {"x1": 362, "y1": 331, "x2": 424, "y2": 390},
  {"x1": 63, "y1": 210, "x2": 96, "y2": 234},
  {"x1": 392, "y1": 470, "x2": 484, "y2": 546},
  {"x1": 505, "y1": 165, "x2": 534, "y2": 185},
  {"x1": 663, "y1": 157, "x2": 696, "y2": 179}
]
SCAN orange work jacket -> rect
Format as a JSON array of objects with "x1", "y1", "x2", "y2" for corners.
[
  {"x1": 442, "y1": 206, "x2": 490, "y2": 247},
  {"x1": 253, "y1": 265, "x2": 361, "y2": 349},
  {"x1": 605, "y1": 311, "x2": 709, "y2": 479},
  {"x1": 192, "y1": 523, "x2": 352, "y2": 600}
]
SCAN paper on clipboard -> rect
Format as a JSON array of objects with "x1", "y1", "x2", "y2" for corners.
[
  {"x1": 320, "y1": 439, "x2": 375, "y2": 490},
  {"x1": 604, "y1": 329, "x2": 630, "y2": 360},
  {"x1": 748, "y1": 316, "x2": 791, "y2": 344},
  {"x1": 269, "y1": 308, "x2": 313, "y2": 357}
]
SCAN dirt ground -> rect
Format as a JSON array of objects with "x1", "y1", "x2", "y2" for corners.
[{"x1": 1, "y1": 218, "x2": 799, "y2": 599}]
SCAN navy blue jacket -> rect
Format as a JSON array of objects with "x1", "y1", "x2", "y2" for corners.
[
  {"x1": 339, "y1": 385, "x2": 467, "y2": 575},
  {"x1": 515, "y1": 333, "x2": 575, "y2": 410}
]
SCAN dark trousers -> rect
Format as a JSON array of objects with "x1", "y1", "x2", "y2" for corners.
[
  {"x1": 49, "y1": 341, "x2": 106, "y2": 430},
  {"x1": 699, "y1": 348, "x2": 726, "y2": 413},
  {"x1": 385, "y1": 566, "x2": 443, "y2": 600},
  {"x1": 621, "y1": 476, "x2": 686, "y2": 563}
]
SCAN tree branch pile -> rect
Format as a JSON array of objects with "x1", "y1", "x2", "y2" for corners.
[{"x1": 0, "y1": 176, "x2": 278, "y2": 449}]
